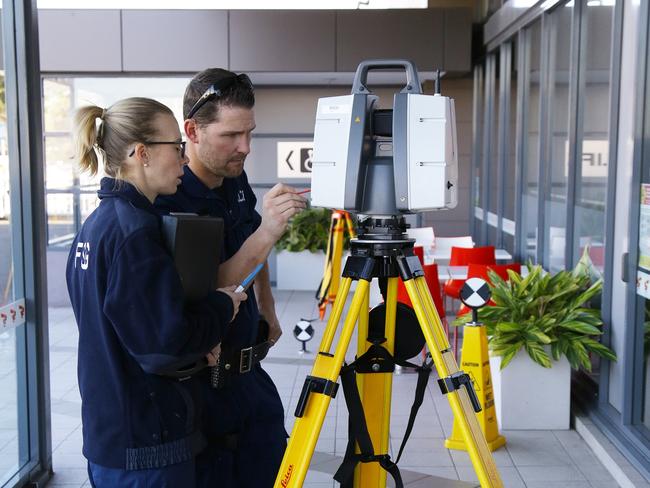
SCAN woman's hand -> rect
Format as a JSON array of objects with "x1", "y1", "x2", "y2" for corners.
[{"x1": 218, "y1": 285, "x2": 247, "y2": 322}]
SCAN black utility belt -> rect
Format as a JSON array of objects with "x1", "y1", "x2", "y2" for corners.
[{"x1": 210, "y1": 341, "x2": 271, "y2": 389}]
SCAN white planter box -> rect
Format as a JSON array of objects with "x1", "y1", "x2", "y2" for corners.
[
  {"x1": 276, "y1": 250, "x2": 326, "y2": 291},
  {"x1": 490, "y1": 350, "x2": 571, "y2": 430}
]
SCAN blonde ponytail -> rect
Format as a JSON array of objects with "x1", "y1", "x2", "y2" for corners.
[
  {"x1": 73, "y1": 97, "x2": 173, "y2": 179},
  {"x1": 74, "y1": 105, "x2": 104, "y2": 176}
]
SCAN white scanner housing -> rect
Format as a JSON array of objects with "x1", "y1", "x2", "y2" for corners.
[
  {"x1": 310, "y1": 60, "x2": 458, "y2": 215},
  {"x1": 403, "y1": 93, "x2": 458, "y2": 211}
]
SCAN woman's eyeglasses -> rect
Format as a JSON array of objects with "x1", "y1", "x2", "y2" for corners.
[
  {"x1": 128, "y1": 141, "x2": 186, "y2": 159},
  {"x1": 186, "y1": 73, "x2": 253, "y2": 120}
]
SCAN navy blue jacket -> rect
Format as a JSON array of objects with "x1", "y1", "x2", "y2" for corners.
[
  {"x1": 66, "y1": 178, "x2": 234, "y2": 470},
  {"x1": 156, "y1": 167, "x2": 262, "y2": 350}
]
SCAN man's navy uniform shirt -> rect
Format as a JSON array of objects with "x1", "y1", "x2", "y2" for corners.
[
  {"x1": 156, "y1": 167, "x2": 286, "y2": 446},
  {"x1": 156, "y1": 166, "x2": 262, "y2": 350},
  {"x1": 66, "y1": 178, "x2": 234, "y2": 470}
]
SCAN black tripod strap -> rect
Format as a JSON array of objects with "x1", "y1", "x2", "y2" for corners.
[
  {"x1": 334, "y1": 364, "x2": 404, "y2": 488},
  {"x1": 395, "y1": 359, "x2": 433, "y2": 464}
]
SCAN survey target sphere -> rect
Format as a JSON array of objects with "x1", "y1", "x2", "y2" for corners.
[
  {"x1": 293, "y1": 319, "x2": 314, "y2": 343},
  {"x1": 460, "y1": 278, "x2": 491, "y2": 309}
]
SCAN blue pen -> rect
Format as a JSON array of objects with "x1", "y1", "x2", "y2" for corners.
[{"x1": 235, "y1": 263, "x2": 264, "y2": 293}]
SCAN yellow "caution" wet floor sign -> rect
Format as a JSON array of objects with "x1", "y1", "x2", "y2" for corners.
[
  {"x1": 445, "y1": 278, "x2": 506, "y2": 452},
  {"x1": 445, "y1": 323, "x2": 506, "y2": 451}
]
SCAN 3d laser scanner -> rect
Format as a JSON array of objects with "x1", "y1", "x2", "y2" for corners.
[{"x1": 310, "y1": 59, "x2": 458, "y2": 215}]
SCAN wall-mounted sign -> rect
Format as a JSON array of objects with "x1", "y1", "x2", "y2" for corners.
[
  {"x1": 277, "y1": 141, "x2": 314, "y2": 179},
  {"x1": 564, "y1": 139, "x2": 609, "y2": 178},
  {"x1": 0, "y1": 298, "x2": 26, "y2": 331}
]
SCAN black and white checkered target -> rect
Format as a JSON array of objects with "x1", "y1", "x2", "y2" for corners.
[
  {"x1": 293, "y1": 319, "x2": 314, "y2": 343},
  {"x1": 460, "y1": 278, "x2": 491, "y2": 309}
]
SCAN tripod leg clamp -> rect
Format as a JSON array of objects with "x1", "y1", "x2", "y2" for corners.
[
  {"x1": 437, "y1": 371, "x2": 482, "y2": 413},
  {"x1": 396, "y1": 255, "x2": 425, "y2": 281},
  {"x1": 295, "y1": 375, "x2": 340, "y2": 418},
  {"x1": 342, "y1": 255, "x2": 376, "y2": 281}
]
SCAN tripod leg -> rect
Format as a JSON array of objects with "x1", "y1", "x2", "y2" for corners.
[
  {"x1": 274, "y1": 278, "x2": 371, "y2": 488},
  {"x1": 353, "y1": 277, "x2": 397, "y2": 487},
  {"x1": 328, "y1": 214, "x2": 345, "y2": 305},
  {"x1": 317, "y1": 215, "x2": 337, "y2": 319},
  {"x1": 320, "y1": 275, "x2": 351, "y2": 350},
  {"x1": 403, "y1": 276, "x2": 504, "y2": 488},
  {"x1": 344, "y1": 211, "x2": 357, "y2": 239}
]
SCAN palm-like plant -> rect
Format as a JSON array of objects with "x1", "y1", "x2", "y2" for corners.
[
  {"x1": 455, "y1": 263, "x2": 617, "y2": 370},
  {"x1": 275, "y1": 207, "x2": 334, "y2": 253}
]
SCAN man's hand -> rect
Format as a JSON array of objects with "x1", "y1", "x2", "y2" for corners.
[
  {"x1": 217, "y1": 286, "x2": 248, "y2": 322},
  {"x1": 259, "y1": 184, "x2": 307, "y2": 242},
  {"x1": 205, "y1": 343, "x2": 221, "y2": 366}
]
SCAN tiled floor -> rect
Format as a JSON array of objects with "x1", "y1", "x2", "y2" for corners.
[{"x1": 41, "y1": 290, "x2": 631, "y2": 487}]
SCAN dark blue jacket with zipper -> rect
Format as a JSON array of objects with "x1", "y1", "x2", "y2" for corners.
[{"x1": 66, "y1": 177, "x2": 233, "y2": 470}]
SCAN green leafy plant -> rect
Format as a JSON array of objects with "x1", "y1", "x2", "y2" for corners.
[
  {"x1": 454, "y1": 263, "x2": 617, "y2": 371},
  {"x1": 274, "y1": 207, "x2": 333, "y2": 253}
]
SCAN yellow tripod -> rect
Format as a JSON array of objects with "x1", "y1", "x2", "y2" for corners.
[
  {"x1": 317, "y1": 210, "x2": 357, "y2": 320},
  {"x1": 275, "y1": 231, "x2": 504, "y2": 488}
]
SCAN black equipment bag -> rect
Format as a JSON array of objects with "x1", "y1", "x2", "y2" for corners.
[{"x1": 159, "y1": 213, "x2": 224, "y2": 379}]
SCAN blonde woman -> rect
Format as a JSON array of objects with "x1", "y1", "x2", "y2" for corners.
[{"x1": 66, "y1": 97, "x2": 245, "y2": 487}]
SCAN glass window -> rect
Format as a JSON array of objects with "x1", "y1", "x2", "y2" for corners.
[
  {"x1": 575, "y1": 1, "x2": 616, "y2": 381},
  {"x1": 0, "y1": 47, "x2": 27, "y2": 488},
  {"x1": 488, "y1": 52, "x2": 500, "y2": 246},
  {"x1": 43, "y1": 78, "x2": 72, "y2": 133},
  {"x1": 573, "y1": 2, "x2": 614, "y2": 272},
  {"x1": 42, "y1": 77, "x2": 190, "y2": 248},
  {"x1": 520, "y1": 20, "x2": 542, "y2": 263},
  {"x1": 0, "y1": 80, "x2": 11, "y2": 309},
  {"x1": 472, "y1": 65, "x2": 484, "y2": 243},
  {"x1": 504, "y1": 39, "x2": 518, "y2": 255},
  {"x1": 543, "y1": 1, "x2": 574, "y2": 273},
  {"x1": 44, "y1": 135, "x2": 76, "y2": 246}
]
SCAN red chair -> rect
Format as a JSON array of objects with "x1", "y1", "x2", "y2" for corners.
[
  {"x1": 443, "y1": 246, "x2": 496, "y2": 300},
  {"x1": 580, "y1": 245, "x2": 605, "y2": 268},
  {"x1": 413, "y1": 246, "x2": 424, "y2": 265}
]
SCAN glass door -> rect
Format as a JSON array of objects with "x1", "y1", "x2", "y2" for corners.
[
  {"x1": 0, "y1": 7, "x2": 30, "y2": 484},
  {"x1": 1, "y1": 0, "x2": 51, "y2": 485}
]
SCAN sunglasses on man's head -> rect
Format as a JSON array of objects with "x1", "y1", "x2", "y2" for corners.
[
  {"x1": 128, "y1": 141, "x2": 186, "y2": 159},
  {"x1": 186, "y1": 73, "x2": 253, "y2": 120}
]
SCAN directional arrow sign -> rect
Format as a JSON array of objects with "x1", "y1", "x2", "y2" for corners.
[
  {"x1": 277, "y1": 141, "x2": 314, "y2": 179},
  {"x1": 285, "y1": 150, "x2": 294, "y2": 171}
]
